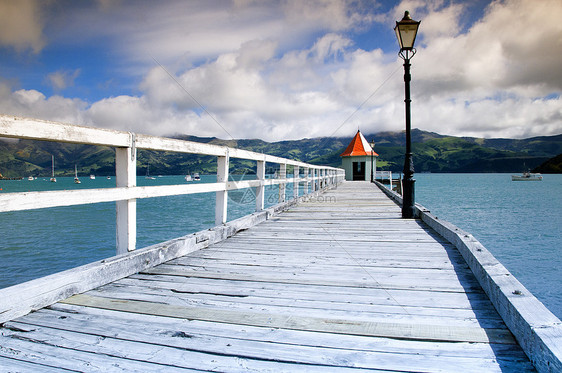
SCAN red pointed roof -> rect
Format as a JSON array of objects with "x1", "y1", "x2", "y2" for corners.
[{"x1": 340, "y1": 130, "x2": 378, "y2": 157}]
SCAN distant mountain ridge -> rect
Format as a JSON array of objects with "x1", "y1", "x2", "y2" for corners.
[{"x1": 1, "y1": 129, "x2": 561, "y2": 178}]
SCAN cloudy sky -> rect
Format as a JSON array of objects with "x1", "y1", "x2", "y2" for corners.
[{"x1": 0, "y1": 0, "x2": 561, "y2": 141}]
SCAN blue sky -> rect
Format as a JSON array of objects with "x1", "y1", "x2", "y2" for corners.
[{"x1": 0, "y1": 0, "x2": 560, "y2": 141}]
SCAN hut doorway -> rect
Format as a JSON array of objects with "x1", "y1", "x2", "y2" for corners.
[{"x1": 352, "y1": 161, "x2": 365, "y2": 181}]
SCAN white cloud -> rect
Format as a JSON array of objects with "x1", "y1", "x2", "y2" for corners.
[
  {"x1": 414, "y1": 95, "x2": 562, "y2": 139},
  {"x1": 0, "y1": 0, "x2": 45, "y2": 53},
  {"x1": 46, "y1": 69, "x2": 81, "y2": 91},
  {"x1": 0, "y1": 83, "x2": 88, "y2": 124},
  {"x1": 0, "y1": 0, "x2": 560, "y2": 142},
  {"x1": 414, "y1": 0, "x2": 562, "y2": 95}
]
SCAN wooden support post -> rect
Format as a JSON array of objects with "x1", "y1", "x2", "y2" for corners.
[
  {"x1": 278, "y1": 163, "x2": 286, "y2": 203},
  {"x1": 256, "y1": 160, "x2": 265, "y2": 211},
  {"x1": 215, "y1": 153, "x2": 229, "y2": 226},
  {"x1": 293, "y1": 166, "x2": 299, "y2": 200},
  {"x1": 115, "y1": 145, "x2": 136, "y2": 255}
]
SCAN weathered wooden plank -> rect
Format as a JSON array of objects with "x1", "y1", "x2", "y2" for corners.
[
  {"x1": 141, "y1": 265, "x2": 483, "y2": 292},
  {"x1": 86, "y1": 284, "x2": 507, "y2": 329},
  {"x1": 29, "y1": 304, "x2": 530, "y2": 362},
  {"x1": 123, "y1": 274, "x2": 499, "y2": 313},
  {"x1": 97, "y1": 280, "x2": 502, "y2": 322},
  {"x1": 0, "y1": 356, "x2": 72, "y2": 372},
  {"x1": 61, "y1": 293, "x2": 516, "y2": 345},
  {"x1": 181, "y1": 240, "x2": 459, "y2": 252},
  {"x1": 150, "y1": 263, "x2": 482, "y2": 289},
  {"x1": 4, "y1": 316, "x2": 534, "y2": 372},
  {"x1": 0, "y1": 330, "x2": 195, "y2": 372},
  {"x1": 170, "y1": 250, "x2": 468, "y2": 270},
  {"x1": 188, "y1": 247, "x2": 463, "y2": 261}
]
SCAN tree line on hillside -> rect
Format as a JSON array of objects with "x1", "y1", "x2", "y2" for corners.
[{"x1": 1, "y1": 130, "x2": 561, "y2": 178}]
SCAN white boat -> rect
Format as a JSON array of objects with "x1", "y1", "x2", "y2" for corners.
[
  {"x1": 50, "y1": 155, "x2": 56, "y2": 182},
  {"x1": 512, "y1": 170, "x2": 543, "y2": 181},
  {"x1": 74, "y1": 164, "x2": 81, "y2": 184},
  {"x1": 145, "y1": 164, "x2": 156, "y2": 180},
  {"x1": 89, "y1": 174, "x2": 95, "y2": 180},
  {"x1": 193, "y1": 172, "x2": 200, "y2": 181},
  {"x1": 185, "y1": 174, "x2": 192, "y2": 182},
  {"x1": 27, "y1": 176, "x2": 34, "y2": 181}
]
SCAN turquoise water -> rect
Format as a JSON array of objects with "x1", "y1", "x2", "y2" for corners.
[{"x1": 1, "y1": 173, "x2": 561, "y2": 319}]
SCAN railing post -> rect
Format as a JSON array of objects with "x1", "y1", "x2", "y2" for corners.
[
  {"x1": 293, "y1": 166, "x2": 299, "y2": 200},
  {"x1": 215, "y1": 152, "x2": 229, "y2": 226},
  {"x1": 115, "y1": 144, "x2": 136, "y2": 255},
  {"x1": 315, "y1": 169, "x2": 319, "y2": 191},
  {"x1": 278, "y1": 163, "x2": 286, "y2": 203},
  {"x1": 304, "y1": 167, "x2": 309, "y2": 195},
  {"x1": 256, "y1": 160, "x2": 265, "y2": 211}
]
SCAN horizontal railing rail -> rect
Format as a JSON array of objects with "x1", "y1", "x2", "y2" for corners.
[{"x1": 0, "y1": 115, "x2": 345, "y2": 254}]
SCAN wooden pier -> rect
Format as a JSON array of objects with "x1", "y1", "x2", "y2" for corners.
[
  {"x1": 1, "y1": 116, "x2": 561, "y2": 372},
  {"x1": 0, "y1": 181, "x2": 545, "y2": 372}
]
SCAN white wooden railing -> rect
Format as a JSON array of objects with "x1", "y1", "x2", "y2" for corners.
[
  {"x1": 0, "y1": 115, "x2": 345, "y2": 255},
  {"x1": 375, "y1": 170, "x2": 394, "y2": 189}
]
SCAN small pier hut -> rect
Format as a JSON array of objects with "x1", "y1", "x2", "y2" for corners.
[{"x1": 340, "y1": 130, "x2": 378, "y2": 181}]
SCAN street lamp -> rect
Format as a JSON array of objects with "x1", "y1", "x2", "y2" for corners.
[
  {"x1": 370, "y1": 140, "x2": 375, "y2": 183},
  {"x1": 394, "y1": 11, "x2": 420, "y2": 219}
]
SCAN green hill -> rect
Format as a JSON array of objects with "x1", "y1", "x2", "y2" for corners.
[
  {"x1": 533, "y1": 153, "x2": 562, "y2": 173},
  {"x1": 1, "y1": 130, "x2": 561, "y2": 178}
]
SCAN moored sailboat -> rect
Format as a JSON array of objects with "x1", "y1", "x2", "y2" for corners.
[
  {"x1": 74, "y1": 164, "x2": 81, "y2": 184},
  {"x1": 145, "y1": 164, "x2": 156, "y2": 180},
  {"x1": 50, "y1": 155, "x2": 56, "y2": 182}
]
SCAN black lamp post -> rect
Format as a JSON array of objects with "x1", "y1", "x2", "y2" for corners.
[
  {"x1": 395, "y1": 11, "x2": 420, "y2": 219},
  {"x1": 370, "y1": 140, "x2": 375, "y2": 183}
]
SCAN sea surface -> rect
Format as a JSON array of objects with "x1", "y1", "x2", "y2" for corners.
[{"x1": 1, "y1": 173, "x2": 561, "y2": 319}]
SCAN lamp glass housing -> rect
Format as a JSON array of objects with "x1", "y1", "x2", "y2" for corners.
[{"x1": 394, "y1": 11, "x2": 420, "y2": 50}]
